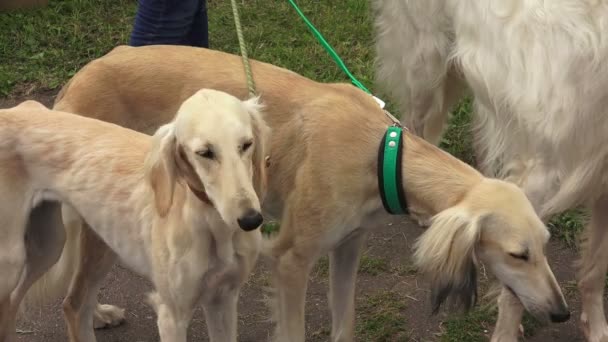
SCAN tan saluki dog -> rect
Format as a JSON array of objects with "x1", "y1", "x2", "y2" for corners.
[
  {"x1": 27, "y1": 45, "x2": 568, "y2": 342},
  {"x1": 1, "y1": 88, "x2": 271, "y2": 342}
]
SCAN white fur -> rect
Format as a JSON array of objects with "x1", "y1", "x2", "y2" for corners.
[{"x1": 373, "y1": 0, "x2": 608, "y2": 340}]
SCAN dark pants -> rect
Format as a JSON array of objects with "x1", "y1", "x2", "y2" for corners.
[{"x1": 129, "y1": 0, "x2": 209, "y2": 48}]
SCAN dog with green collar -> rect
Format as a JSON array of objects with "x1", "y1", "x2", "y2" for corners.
[{"x1": 39, "y1": 45, "x2": 569, "y2": 342}]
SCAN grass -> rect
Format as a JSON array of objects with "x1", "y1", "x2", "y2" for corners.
[
  {"x1": 1, "y1": 0, "x2": 588, "y2": 340},
  {"x1": 260, "y1": 220, "x2": 280, "y2": 236},
  {"x1": 440, "y1": 98, "x2": 476, "y2": 166},
  {"x1": 311, "y1": 290, "x2": 411, "y2": 341},
  {"x1": 548, "y1": 208, "x2": 588, "y2": 250},
  {"x1": 0, "y1": 0, "x2": 137, "y2": 96},
  {"x1": 359, "y1": 255, "x2": 390, "y2": 276},
  {"x1": 440, "y1": 300, "x2": 542, "y2": 342},
  {"x1": 1, "y1": 0, "x2": 377, "y2": 96},
  {"x1": 313, "y1": 256, "x2": 330, "y2": 278},
  {"x1": 440, "y1": 306, "x2": 495, "y2": 342},
  {"x1": 311, "y1": 255, "x2": 391, "y2": 278},
  {"x1": 356, "y1": 291, "x2": 410, "y2": 341}
]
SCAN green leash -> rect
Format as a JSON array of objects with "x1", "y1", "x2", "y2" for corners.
[
  {"x1": 286, "y1": 0, "x2": 371, "y2": 95},
  {"x1": 286, "y1": 1, "x2": 408, "y2": 215}
]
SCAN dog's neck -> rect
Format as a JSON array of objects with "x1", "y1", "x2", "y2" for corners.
[
  {"x1": 187, "y1": 182, "x2": 213, "y2": 206},
  {"x1": 400, "y1": 132, "x2": 483, "y2": 218}
]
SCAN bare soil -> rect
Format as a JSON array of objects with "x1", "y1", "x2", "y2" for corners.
[{"x1": 1, "y1": 93, "x2": 594, "y2": 341}]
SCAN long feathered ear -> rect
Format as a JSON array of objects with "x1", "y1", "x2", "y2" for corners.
[
  {"x1": 243, "y1": 96, "x2": 272, "y2": 201},
  {"x1": 144, "y1": 123, "x2": 177, "y2": 217},
  {"x1": 413, "y1": 206, "x2": 484, "y2": 314}
]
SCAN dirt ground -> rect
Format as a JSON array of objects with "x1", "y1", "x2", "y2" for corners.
[{"x1": 1, "y1": 93, "x2": 594, "y2": 341}]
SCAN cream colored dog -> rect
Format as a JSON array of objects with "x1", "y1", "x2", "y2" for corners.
[
  {"x1": 1, "y1": 89, "x2": 271, "y2": 342},
  {"x1": 373, "y1": 1, "x2": 608, "y2": 341},
  {"x1": 27, "y1": 45, "x2": 569, "y2": 342}
]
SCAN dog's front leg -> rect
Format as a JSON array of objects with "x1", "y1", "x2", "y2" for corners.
[
  {"x1": 271, "y1": 246, "x2": 318, "y2": 342},
  {"x1": 491, "y1": 287, "x2": 524, "y2": 342},
  {"x1": 328, "y1": 229, "x2": 368, "y2": 342},
  {"x1": 148, "y1": 292, "x2": 189, "y2": 342},
  {"x1": 149, "y1": 259, "x2": 200, "y2": 342},
  {"x1": 202, "y1": 288, "x2": 239, "y2": 342},
  {"x1": 579, "y1": 196, "x2": 608, "y2": 342}
]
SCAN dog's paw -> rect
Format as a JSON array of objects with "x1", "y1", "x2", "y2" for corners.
[
  {"x1": 489, "y1": 325, "x2": 522, "y2": 342},
  {"x1": 584, "y1": 329, "x2": 608, "y2": 342},
  {"x1": 93, "y1": 304, "x2": 126, "y2": 329},
  {"x1": 489, "y1": 334, "x2": 518, "y2": 342},
  {"x1": 416, "y1": 217, "x2": 431, "y2": 228},
  {"x1": 581, "y1": 315, "x2": 608, "y2": 342}
]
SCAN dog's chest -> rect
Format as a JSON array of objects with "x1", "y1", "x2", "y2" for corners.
[{"x1": 198, "y1": 249, "x2": 243, "y2": 303}]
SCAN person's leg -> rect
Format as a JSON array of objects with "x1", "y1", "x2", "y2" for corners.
[
  {"x1": 129, "y1": 0, "x2": 207, "y2": 47},
  {"x1": 187, "y1": 0, "x2": 209, "y2": 48}
]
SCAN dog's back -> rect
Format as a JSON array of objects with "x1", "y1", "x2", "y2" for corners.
[
  {"x1": 54, "y1": 45, "x2": 380, "y2": 131},
  {"x1": 0, "y1": 101, "x2": 150, "y2": 208},
  {"x1": 53, "y1": 45, "x2": 393, "y2": 210}
]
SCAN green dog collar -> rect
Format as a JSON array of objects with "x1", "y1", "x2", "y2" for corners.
[{"x1": 378, "y1": 125, "x2": 409, "y2": 215}]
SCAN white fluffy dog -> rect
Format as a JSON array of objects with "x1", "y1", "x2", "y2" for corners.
[{"x1": 373, "y1": 1, "x2": 608, "y2": 341}]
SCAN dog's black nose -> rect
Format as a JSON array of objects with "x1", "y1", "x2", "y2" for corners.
[
  {"x1": 550, "y1": 310, "x2": 571, "y2": 323},
  {"x1": 237, "y1": 209, "x2": 263, "y2": 231}
]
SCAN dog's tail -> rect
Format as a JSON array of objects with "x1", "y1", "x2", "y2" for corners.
[{"x1": 19, "y1": 205, "x2": 83, "y2": 315}]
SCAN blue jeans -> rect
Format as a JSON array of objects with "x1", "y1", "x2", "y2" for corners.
[{"x1": 129, "y1": 0, "x2": 209, "y2": 48}]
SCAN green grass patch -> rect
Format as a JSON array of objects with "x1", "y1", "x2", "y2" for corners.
[
  {"x1": 0, "y1": 0, "x2": 137, "y2": 96},
  {"x1": 359, "y1": 255, "x2": 390, "y2": 276},
  {"x1": 311, "y1": 254, "x2": 390, "y2": 278},
  {"x1": 441, "y1": 98, "x2": 476, "y2": 165},
  {"x1": 356, "y1": 291, "x2": 410, "y2": 341},
  {"x1": 440, "y1": 299, "x2": 542, "y2": 341},
  {"x1": 394, "y1": 263, "x2": 418, "y2": 276},
  {"x1": 441, "y1": 306, "x2": 495, "y2": 342},
  {"x1": 313, "y1": 256, "x2": 330, "y2": 278},
  {"x1": 1, "y1": 0, "x2": 378, "y2": 97},
  {"x1": 548, "y1": 209, "x2": 588, "y2": 250},
  {"x1": 260, "y1": 221, "x2": 280, "y2": 236},
  {"x1": 210, "y1": 0, "x2": 376, "y2": 86}
]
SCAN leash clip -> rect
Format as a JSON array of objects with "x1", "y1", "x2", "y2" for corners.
[{"x1": 372, "y1": 95, "x2": 386, "y2": 109}]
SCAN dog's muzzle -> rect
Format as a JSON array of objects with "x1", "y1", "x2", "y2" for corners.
[
  {"x1": 550, "y1": 308, "x2": 571, "y2": 323},
  {"x1": 237, "y1": 209, "x2": 264, "y2": 231}
]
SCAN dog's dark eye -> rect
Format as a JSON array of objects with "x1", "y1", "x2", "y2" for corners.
[
  {"x1": 242, "y1": 141, "x2": 253, "y2": 152},
  {"x1": 509, "y1": 252, "x2": 529, "y2": 261},
  {"x1": 197, "y1": 150, "x2": 215, "y2": 159}
]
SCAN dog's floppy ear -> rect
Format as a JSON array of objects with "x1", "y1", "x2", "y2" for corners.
[
  {"x1": 243, "y1": 96, "x2": 272, "y2": 200},
  {"x1": 145, "y1": 123, "x2": 177, "y2": 217},
  {"x1": 413, "y1": 206, "x2": 485, "y2": 314}
]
